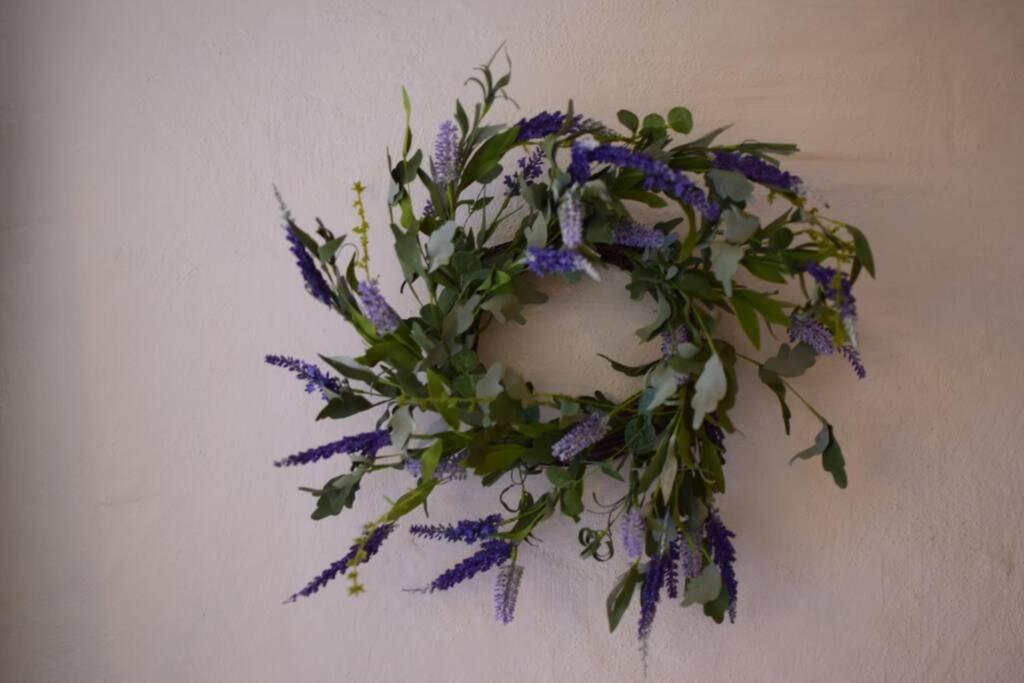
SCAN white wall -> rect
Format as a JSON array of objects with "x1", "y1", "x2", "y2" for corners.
[{"x1": 2, "y1": 1, "x2": 1023, "y2": 681}]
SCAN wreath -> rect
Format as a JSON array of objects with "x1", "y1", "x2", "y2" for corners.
[{"x1": 266, "y1": 48, "x2": 874, "y2": 656}]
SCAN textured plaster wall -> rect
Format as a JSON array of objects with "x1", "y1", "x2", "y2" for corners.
[{"x1": 1, "y1": 1, "x2": 1023, "y2": 681}]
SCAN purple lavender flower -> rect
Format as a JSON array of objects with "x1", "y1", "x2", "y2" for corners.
[
  {"x1": 805, "y1": 262, "x2": 858, "y2": 322},
  {"x1": 422, "y1": 199, "x2": 434, "y2": 217},
  {"x1": 706, "y1": 423, "x2": 727, "y2": 465},
  {"x1": 515, "y1": 111, "x2": 582, "y2": 142},
  {"x1": 638, "y1": 552, "x2": 667, "y2": 645},
  {"x1": 409, "y1": 514, "x2": 502, "y2": 544},
  {"x1": 552, "y1": 413, "x2": 609, "y2": 463},
  {"x1": 568, "y1": 139, "x2": 595, "y2": 185},
  {"x1": 426, "y1": 539, "x2": 513, "y2": 592},
  {"x1": 704, "y1": 508, "x2": 738, "y2": 623},
  {"x1": 788, "y1": 315, "x2": 835, "y2": 356},
  {"x1": 557, "y1": 193, "x2": 584, "y2": 249},
  {"x1": 405, "y1": 451, "x2": 467, "y2": 481},
  {"x1": 712, "y1": 151, "x2": 803, "y2": 193},
  {"x1": 285, "y1": 523, "x2": 394, "y2": 602},
  {"x1": 665, "y1": 541, "x2": 681, "y2": 600},
  {"x1": 660, "y1": 324, "x2": 690, "y2": 358},
  {"x1": 571, "y1": 143, "x2": 720, "y2": 219},
  {"x1": 274, "y1": 429, "x2": 391, "y2": 467},
  {"x1": 493, "y1": 564, "x2": 524, "y2": 624},
  {"x1": 614, "y1": 221, "x2": 666, "y2": 249},
  {"x1": 840, "y1": 344, "x2": 867, "y2": 379},
  {"x1": 523, "y1": 247, "x2": 586, "y2": 277},
  {"x1": 677, "y1": 536, "x2": 703, "y2": 579},
  {"x1": 619, "y1": 509, "x2": 645, "y2": 560},
  {"x1": 285, "y1": 225, "x2": 334, "y2": 307},
  {"x1": 264, "y1": 354, "x2": 345, "y2": 400},
  {"x1": 504, "y1": 148, "x2": 545, "y2": 195},
  {"x1": 357, "y1": 280, "x2": 401, "y2": 336},
  {"x1": 433, "y1": 120, "x2": 459, "y2": 185}
]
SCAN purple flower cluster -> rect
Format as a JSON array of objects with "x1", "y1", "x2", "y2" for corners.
[
  {"x1": 286, "y1": 523, "x2": 394, "y2": 603},
  {"x1": 357, "y1": 280, "x2": 401, "y2": 336},
  {"x1": 704, "y1": 508, "x2": 738, "y2": 623},
  {"x1": 660, "y1": 324, "x2": 690, "y2": 358},
  {"x1": 426, "y1": 539, "x2": 513, "y2": 592},
  {"x1": 409, "y1": 514, "x2": 502, "y2": 544},
  {"x1": 433, "y1": 120, "x2": 459, "y2": 185},
  {"x1": 676, "y1": 536, "x2": 703, "y2": 580},
  {"x1": 788, "y1": 315, "x2": 836, "y2": 356},
  {"x1": 524, "y1": 247, "x2": 586, "y2": 277},
  {"x1": 570, "y1": 143, "x2": 720, "y2": 219},
  {"x1": 285, "y1": 226, "x2": 334, "y2": 307},
  {"x1": 422, "y1": 199, "x2": 434, "y2": 217},
  {"x1": 493, "y1": 564, "x2": 524, "y2": 624},
  {"x1": 552, "y1": 413, "x2": 609, "y2": 463},
  {"x1": 614, "y1": 221, "x2": 666, "y2": 249},
  {"x1": 274, "y1": 429, "x2": 391, "y2": 467},
  {"x1": 805, "y1": 262, "x2": 857, "y2": 322},
  {"x1": 638, "y1": 552, "x2": 667, "y2": 645},
  {"x1": 665, "y1": 540, "x2": 681, "y2": 600},
  {"x1": 264, "y1": 354, "x2": 344, "y2": 400},
  {"x1": 405, "y1": 451, "x2": 467, "y2": 481},
  {"x1": 619, "y1": 509, "x2": 646, "y2": 559},
  {"x1": 841, "y1": 345, "x2": 867, "y2": 379},
  {"x1": 712, "y1": 151, "x2": 803, "y2": 193},
  {"x1": 514, "y1": 111, "x2": 582, "y2": 142},
  {"x1": 503, "y1": 148, "x2": 545, "y2": 195},
  {"x1": 557, "y1": 193, "x2": 584, "y2": 249}
]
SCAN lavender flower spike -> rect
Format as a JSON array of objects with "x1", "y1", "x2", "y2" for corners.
[
  {"x1": 286, "y1": 523, "x2": 394, "y2": 603},
  {"x1": 358, "y1": 280, "x2": 401, "y2": 336},
  {"x1": 285, "y1": 225, "x2": 334, "y2": 307},
  {"x1": 552, "y1": 413, "x2": 609, "y2": 463},
  {"x1": 614, "y1": 221, "x2": 666, "y2": 249},
  {"x1": 274, "y1": 429, "x2": 391, "y2": 467},
  {"x1": 840, "y1": 344, "x2": 867, "y2": 379},
  {"x1": 409, "y1": 514, "x2": 502, "y2": 544},
  {"x1": 433, "y1": 120, "x2": 459, "y2": 185},
  {"x1": 264, "y1": 354, "x2": 345, "y2": 400},
  {"x1": 494, "y1": 564, "x2": 524, "y2": 624},
  {"x1": 523, "y1": 247, "x2": 586, "y2": 278},
  {"x1": 788, "y1": 314, "x2": 835, "y2": 356},
  {"x1": 515, "y1": 111, "x2": 582, "y2": 141},
  {"x1": 638, "y1": 552, "x2": 667, "y2": 647},
  {"x1": 405, "y1": 451, "x2": 467, "y2": 481},
  {"x1": 557, "y1": 193, "x2": 584, "y2": 249},
  {"x1": 712, "y1": 151, "x2": 803, "y2": 194},
  {"x1": 619, "y1": 509, "x2": 645, "y2": 559},
  {"x1": 704, "y1": 508, "x2": 738, "y2": 623},
  {"x1": 426, "y1": 539, "x2": 513, "y2": 592}
]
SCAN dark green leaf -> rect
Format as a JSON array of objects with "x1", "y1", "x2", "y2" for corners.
[
  {"x1": 606, "y1": 566, "x2": 640, "y2": 632},
  {"x1": 617, "y1": 109, "x2": 639, "y2": 132},
  {"x1": 668, "y1": 107, "x2": 694, "y2": 134},
  {"x1": 315, "y1": 394, "x2": 372, "y2": 420},
  {"x1": 762, "y1": 342, "x2": 816, "y2": 378}
]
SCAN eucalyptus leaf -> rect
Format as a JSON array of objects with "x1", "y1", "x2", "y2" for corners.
[
  {"x1": 707, "y1": 169, "x2": 754, "y2": 203},
  {"x1": 722, "y1": 207, "x2": 760, "y2": 244},
  {"x1": 710, "y1": 242, "x2": 745, "y2": 298},
  {"x1": 682, "y1": 563, "x2": 722, "y2": 606},
  {"x1": 643, "y1": 363, "x2": 679, "y2": 412},
  {"x1": 476, "y1": 362, "x2": 504, "y2": 400},
  {"x1": 691, "y1": 353, "x2": 726, "y2": 429},
  {"x1": 427, "y1": 220, "x2": 457, "y2": 272},
  {"x1": 763, "y1": 342, "x2": 816, "y2": 378}
]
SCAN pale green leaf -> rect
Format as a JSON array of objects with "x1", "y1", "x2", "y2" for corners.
[{"x1": 691, "y1": 353, "x2": 727, "y2": 429}]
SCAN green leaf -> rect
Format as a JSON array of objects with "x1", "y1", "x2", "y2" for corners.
[
  {"x1": 359, "y1": 340, "x2": 419, "y2": 371},
  {"x1": 388, "y1": 406, "x2": 415, "y2": 449},
  {"x1": 560, "y1": 481, "x2": 584, "y2": 519},
  {"x1": 636, "y1": 295, "x2": 671, "y2": 340},
  {"x1": 682, "y1": 563, "x2": 722, "y2": 606},
  {"x1": 319, "y1": 355, "x2": 380, "y2": 386},
  {"x1": 624, "y1": 414, "x2": 657, "y2": 455},
  {"x1": 391, "y1": 224, "x2": 424, "y2": 281},
  {"x1": 470, "y1": 444, "x2": 526, "y2": 475},
  {"x1": 385, "y1": 480, "x2": 437, "y2": 522},
  {"x1": 598, "y1": 354, "x2": 658, "y2": 378},
  {"x1": 691, "y1": 353, "x2": 727, "y2": 429},
  {"x1": 763, "y1": 342, "x2": 816, "y2": 378},
  {"x1": 757, "y1": 368, "x2": 792, "y2": 434},
  {"x1": 606, "y1": 566, "x2": 640, "y2": 632},
  {"x1": 419, "y1": 439, "x2": 443, "y2": 481},
  {"x1": 642, "y1": 363, "x2": 679, "y2": 412},
  {"x1": 460, "y1": 127, "x2": 519, "y2": 190},
  {"x1": 845, "y1": 224, "x2": 876, "y2": 277},
  {"x1": 617, "y1": 109, "x2": 639, "y2": 132},
  {"x1": 525, "y1": 213, "x2": 548, "y2": 248},
  {"x1": 667, "y1": 106, "x2": 694, "y2": 134},
  {"x1": 475, "y1": 362, "x2": 504, "y2": 400},
  {"x1": 730, "y1": 295, "x2": 761, "y2": 349},
  {"x1": 733, "y1": 289, "x2": 790, "y2": 326},
  {"x1": 480, "y1": 293, "x2": 525, "y2": 324},
  {"x1": 707, "y1": 169, "x2": 754, "y2": 203},
  {"x1": 710, "y1": 242, "x2": 745, "y2": 297},
  {"x1": 315, "y1": 394, "x2": 372, "y2": 420},
  {"x1": 426, "y1": 220, "x2": 457, "y2": 272},
  {"x1": 722, "y1": 206, "x2": 759, "y2": 244},
  {"x1": 641, "y1": 113, "x2": 666, "y2": 132},
  {"x1": 790, "y1": 419, "x2": 847, "y2": 489}
]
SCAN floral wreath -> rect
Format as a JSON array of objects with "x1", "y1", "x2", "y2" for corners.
[{"x1": 266, "y1": 48, "x2": 874, "y2": 658}]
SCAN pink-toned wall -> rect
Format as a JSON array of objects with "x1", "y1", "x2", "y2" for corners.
[{"x1": 2, "y1": 1, "x2": 1022, "y2": 681}]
